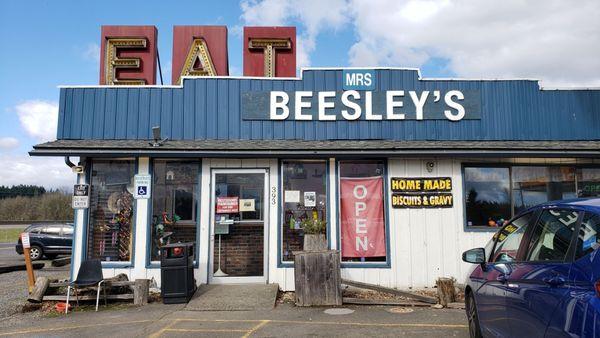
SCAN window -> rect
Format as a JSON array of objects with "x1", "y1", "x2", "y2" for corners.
[
  {"x1": 87, "y1": 160, "x2": 135, "y2": 263},
  {"x1": 575, "y1": 213, "x2": 600, "y2": 260},
  {"x1": 463, "y1": 165, "x2": 596, "y2": 229},
  {"x1": 150, "y1": 160, "x2": 199, "y2": 262},
  {"x1": 339, "y1": 160, "x2": 387, "y2": 263},
  {"x1": 464, "y1": 167, "x2": 511, "y2": 227},
  {"x1": 512, "y1": 167, "x2": 576, "y2": 214},
  {"x1": 577, "y1": 168, "x2": 600, "y2": 197},
  {"x1": 215, "y1": 173, "x2": 264, "y2": 221},
  {"x1": 40, "y1": 226, "x2": 61, "y2": 235},
  {"x1": 526, "y1": 209, "x2": 578, "y2": 262},
  {"x1": 491, "y1": 213, "x2": 532, "y2": 263},
  {"x1": 281, "y1": 160, "x2": 328, "y2": 262}
]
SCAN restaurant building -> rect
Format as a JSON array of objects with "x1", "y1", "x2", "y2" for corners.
[{"x1": 30, "y1": 25, "x2": 600, "y2": 291}]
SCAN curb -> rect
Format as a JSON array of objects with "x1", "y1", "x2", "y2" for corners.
[{"x1": 0, "y1": 262, "x2": 44, "y2": 274}]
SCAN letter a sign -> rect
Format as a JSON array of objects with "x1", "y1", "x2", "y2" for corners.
[{"x1": 340, "y1": 177, "x2": 386, "y2": 258}]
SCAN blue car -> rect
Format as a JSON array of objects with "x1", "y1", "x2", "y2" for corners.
[{"x1": 462, "y1": 198, "x2": 600, "y2": 337}]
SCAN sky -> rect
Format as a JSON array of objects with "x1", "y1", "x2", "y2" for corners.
[{"x1": 0, "y1": 0, "x2": 599, "y2": 190}]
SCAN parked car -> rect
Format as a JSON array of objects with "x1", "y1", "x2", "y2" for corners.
[
  {"x1": 15, "y1": 223, "x2": 73, "y2": 260},
  {"x1": 462, "y1": 198, "x2": 600, "y2": 337}
]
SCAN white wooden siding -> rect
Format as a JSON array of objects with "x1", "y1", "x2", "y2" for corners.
[{"x1": 83, "y1": 157, "x2": 502, "y2": 290}]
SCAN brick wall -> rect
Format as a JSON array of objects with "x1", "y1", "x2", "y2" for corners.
[{"x1": 213, "y1": 224, "x2": 263, "y2": 276}]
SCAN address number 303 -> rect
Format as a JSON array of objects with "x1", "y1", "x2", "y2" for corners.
[{"x1": 271, "y1": 186, "x2": 277, "y2": 206}]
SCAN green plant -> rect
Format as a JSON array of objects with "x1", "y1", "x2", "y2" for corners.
[{"x1": 300, "y1": 218, "x2": 326, "y2": 235}]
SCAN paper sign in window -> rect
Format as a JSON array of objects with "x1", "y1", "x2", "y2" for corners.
[{"x1": 239, "y1": 199, "x2": 255, "y2": 212}]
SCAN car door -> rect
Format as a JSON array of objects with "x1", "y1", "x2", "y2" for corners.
[
  {"x1": 504, "y1": 208, "x2": 581, "y2": 338},
  {"x1": 40, "y1": 225, "x2": 63, "y2": 252},
  {"x1": 546, "y1": 211, "x2": 600, "y2": 337},
  {"x1": 475, "y1": 212, "x2": 534, "y2": 337},
  {"x1": 59, "y1": 225, "x2": 73, "y2": 252}
]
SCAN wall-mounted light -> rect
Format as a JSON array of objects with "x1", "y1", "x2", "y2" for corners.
[
  {"x1": 149, "y1": 126, "x2": 168, "y2": 147},
  {"x1": 426, "y1": 161, "x2": 435, "y2": 173}
]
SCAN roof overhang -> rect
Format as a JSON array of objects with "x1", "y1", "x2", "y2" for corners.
[{"x1": 29, "y1": 139, "x2": 600, "y2": 158}]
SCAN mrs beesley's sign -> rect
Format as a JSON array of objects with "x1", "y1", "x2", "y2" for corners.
[
  {"x1": 241, "y1": 69, "x2": 481, "y2": 122},
  {"x1": 391, "y1": 177, "x2": 453, "y2": 209}
]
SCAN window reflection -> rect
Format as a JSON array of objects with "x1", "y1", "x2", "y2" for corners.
[
  {"x1": 281, "y1": 161, "x2": 327, "y2": 262},
  {"x1": 464, "y1": 167, "x2": 511, "y2": 227},
  {"x1": 88, "y1": 160, "x2": 135, "y2": 262},
  {"x1": 151, "y1": 160, "x2": 199, "y2": 262},
  {"x1": 512, "y1": 167, "x2": 576, "y2": 214},
  {"x1": 577, "y1": 168, "x2": 600, "y2": 197}
]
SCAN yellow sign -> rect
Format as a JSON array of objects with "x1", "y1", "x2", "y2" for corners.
[
  {"x1": 391, "y1": 177, "x2": 452, "y2": 192},
  {"x1": 392, "y1": 193, "x2": 453, "y2": 209}
]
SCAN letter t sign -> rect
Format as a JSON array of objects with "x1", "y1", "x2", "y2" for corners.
[{"x1": 243, "y1": 26, "x2": 296, "y2": 77}]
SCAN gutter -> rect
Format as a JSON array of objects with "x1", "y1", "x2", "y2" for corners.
[{"x1": 29, "y1": 148, "x2": 600, "y2": 158}]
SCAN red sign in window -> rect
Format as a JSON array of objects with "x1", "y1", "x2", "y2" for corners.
[{"x1": 216, "y1": 197, "x2": 239, "y2": 214}]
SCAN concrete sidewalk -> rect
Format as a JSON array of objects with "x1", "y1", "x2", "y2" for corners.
[{"x1": 0, "y1": 302, "x2": 468, "y2": 337}]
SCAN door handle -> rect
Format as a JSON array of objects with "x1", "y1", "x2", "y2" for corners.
[
  {"x1": 496, "y1": 274, "x2": 509, "y2": 283},
  {"x1": 542, "y1": 276, "x2": 566, "y2": 287}
]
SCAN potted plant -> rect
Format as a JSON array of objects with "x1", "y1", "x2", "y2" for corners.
[{"x1": 301, "y1": 218, "x2": 327, "y2": 251}]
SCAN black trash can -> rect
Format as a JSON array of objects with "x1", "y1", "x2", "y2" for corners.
[{"x1": 160, "y1": 242, "x2": 196, "y2": 304}]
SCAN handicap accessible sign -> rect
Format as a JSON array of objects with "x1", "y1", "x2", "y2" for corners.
[{"x1": 134, "y1": 174, "x2": 151, "y2": 199}]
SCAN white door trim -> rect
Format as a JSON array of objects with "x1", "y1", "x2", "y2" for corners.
[{"x1": 208, "y1": 168, "x2": 269, "y2": 284}]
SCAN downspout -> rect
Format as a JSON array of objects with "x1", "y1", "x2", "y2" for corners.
[{"x1": 64, "y1": 156, "x2": 76, "y2": 169}]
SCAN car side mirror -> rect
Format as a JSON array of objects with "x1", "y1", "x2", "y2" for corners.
[{"x1": 462, "y1": 247, "x2": 486, "y2": 265}]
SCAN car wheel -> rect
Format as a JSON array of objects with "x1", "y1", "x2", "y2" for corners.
[
  {"x1": 466, "y1": 292, "x2": 483, "y2": 338},
  {"x1": 45, "y1": 253, "x2": 58, "y2": 260},
  {"x1": 29, "y1": 246, "x2": 43, "y2": 261}
]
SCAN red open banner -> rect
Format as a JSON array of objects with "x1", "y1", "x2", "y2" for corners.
[{"x1": 340, "y1": 177, "x2": 386, "y2": 258}]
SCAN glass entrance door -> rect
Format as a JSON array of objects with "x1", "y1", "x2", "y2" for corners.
[{"x1": 209, "y1": 169, "x2": 268, "y2": 284}]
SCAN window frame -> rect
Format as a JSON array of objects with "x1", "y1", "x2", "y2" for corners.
[
  {"x1": 84, "y1": 158, "x2": 138, "y2": 268},
  {"x1": 278, "y1": 159, "x2": 331, "y2": 267},
  {"x1": 463, "y1": 163, "x2": 600, "y2": 232},
  {"x1": 336, "y1": 158, "x2": 391, "y2": 268},
  {"x1": 146, "y1": 159, "x2": 202, "y2": 269}
]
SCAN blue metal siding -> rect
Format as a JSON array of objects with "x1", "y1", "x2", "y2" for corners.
[{"x1": 56, "y1": 69, "x2": 600, "y2": 141}]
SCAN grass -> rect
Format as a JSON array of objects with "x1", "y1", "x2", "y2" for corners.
[
  {"x1": 44, "y1": 302, "x2": 135, "y2": 318},
  {"x1": 0, "y1": 228, "x2": 24, "y2": 243}
]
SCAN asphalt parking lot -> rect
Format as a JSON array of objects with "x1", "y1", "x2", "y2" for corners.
[
  {"x1": 0, "y1": 302, "x2": 468, "y2": 337},
  {"x1": 0, "y1": 225, "x2": 468, "y2": 338}
]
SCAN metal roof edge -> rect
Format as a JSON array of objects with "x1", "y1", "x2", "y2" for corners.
[
  {"x1": 29, "y1": 148, "x2": 600, "y2": 158},
  {"x1": 56, "y1": 67, "x2": 598, "y2": 91}
]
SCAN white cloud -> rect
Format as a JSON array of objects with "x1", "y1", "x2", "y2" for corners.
[
  {"x1": 14, "y1": 100, "x2": 58, "y2": 142},
  {"x1": 0, "y1": 154, "x2": 75, "y2": 190},
  {"x1": 0, "y1": 137, "x2": 19, "y2": 150},
  {"x1": 240, "y1": 0, "x2": 349, "y2": 69},
  {"x1": 82, "y1": 42, "x2": 100, "y2": 62},
  {"x1": 240, "y1": 0, "x2": 600, "y2": 87},
  {"x1": 349, "y1": 0, "x2": 600, "y2": 87}
]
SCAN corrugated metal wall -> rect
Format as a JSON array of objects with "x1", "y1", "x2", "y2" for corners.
[{"x1": 57, "y1": 69, "x2": 600, "y2": 141}]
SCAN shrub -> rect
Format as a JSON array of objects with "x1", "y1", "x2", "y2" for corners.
[{"x1": 0, "y1": 192, "x2": 72, "y2": 221}]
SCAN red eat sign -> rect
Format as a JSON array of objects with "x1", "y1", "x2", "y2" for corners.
[{"x1": 99, "y1": 25, "x2": 297, "y2": 85}]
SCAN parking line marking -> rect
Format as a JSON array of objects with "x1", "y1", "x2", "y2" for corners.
[
  {"x1": 243, "y1": 320, "x2": 270, "y2": 338},
  {"x1": 166, "y1": 328, "x2": 248, "y2": 333},
  {"x1": 274, "y1": 320, "x2": 468, "y2": 328},
  {"x1": 0, "y1": 319, "x2": 153, "y2": 336},
  {"x1": 148, "y1": 318, "x2": 180, "y2": 338},
  {"x1": 172, "y1": 318, "x2": 467, "y2": 329}
]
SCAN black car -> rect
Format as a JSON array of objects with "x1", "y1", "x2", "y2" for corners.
[{"x1": 15, "y1": 223, "x2": 73, "y2": 260}]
